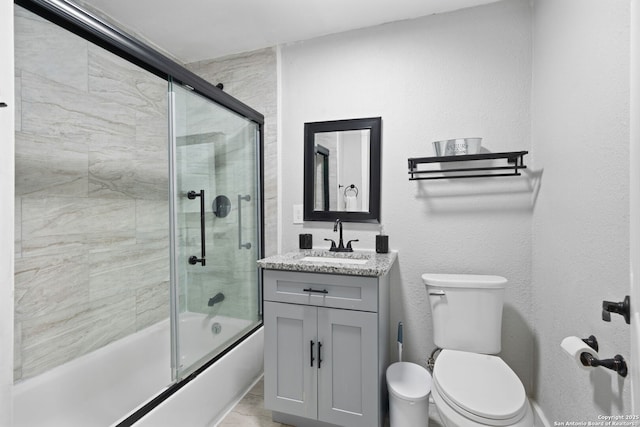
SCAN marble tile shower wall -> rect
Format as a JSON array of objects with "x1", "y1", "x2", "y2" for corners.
[
  {"x1": 172, "y1": 82, "x2": 261, "y2": 319},
  {"x1": 186, "y1": 48, "x2": 278, "y2": 257},
  {"x1": 178, "y1": 128, "x2": 260, "y2": 319},
  {"x1": 13, "y1": 7, "x2": 170, "y2": 381}
]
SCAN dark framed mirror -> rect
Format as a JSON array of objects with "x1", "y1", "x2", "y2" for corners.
[{"x1": 304, "y1": 117, "x2": 381, "y2": 223}]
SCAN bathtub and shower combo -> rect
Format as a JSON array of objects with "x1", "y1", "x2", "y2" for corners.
[{"x1": 12, "y1": 0, "x2": 265, "y2": 425}]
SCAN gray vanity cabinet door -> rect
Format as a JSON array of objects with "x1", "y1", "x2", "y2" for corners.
[
  {"x1": 264, "y1": 301, "x2": 318, "y2": 419},
  {"x1": 317, "y1": 307, "x2": 378, "y2": 427}
]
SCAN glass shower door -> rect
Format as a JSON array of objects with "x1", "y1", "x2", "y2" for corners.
[{"x1": 169, "y1": 81, "x2": 262, "y2": 379}]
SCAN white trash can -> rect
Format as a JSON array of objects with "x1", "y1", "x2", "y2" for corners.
[{"x1": 386, "y1": 362, "x2": 431, "y2": 427}]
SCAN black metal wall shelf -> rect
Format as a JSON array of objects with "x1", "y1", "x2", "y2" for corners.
[{"x1": 408, "y1": 151, "x2": 528, "y2": 181}]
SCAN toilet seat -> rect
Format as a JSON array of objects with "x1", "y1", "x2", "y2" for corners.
[{"x1": 433, "y1": 350, "x2": 527, "y2": 426}]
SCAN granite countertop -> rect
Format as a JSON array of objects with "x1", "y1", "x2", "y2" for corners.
[{"x1": 257, "y1": 249, "x2": 397, "y2": 277}]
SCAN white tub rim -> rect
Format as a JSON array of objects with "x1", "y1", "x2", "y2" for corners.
[{"x1": 113, "y1": 321, "x2": 263, "y2": 426}]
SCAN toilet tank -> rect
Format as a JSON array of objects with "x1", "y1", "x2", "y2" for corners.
[{"x1": 422, "y1": 273, "x2": 507, "y2": 354}]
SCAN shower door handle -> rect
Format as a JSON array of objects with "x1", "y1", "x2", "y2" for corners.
[
  {"x1": 188, "y1": 190, "x2": 206, "y2": 266},
  {"x1": 238, "y1": 194, "x2": 252, "y2": 250}
]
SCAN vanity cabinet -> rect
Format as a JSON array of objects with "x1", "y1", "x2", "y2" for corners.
[{"x1": 263, "y1": 269, "x2": 389, "y2": 427}]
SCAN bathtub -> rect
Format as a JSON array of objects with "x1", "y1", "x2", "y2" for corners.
[{"x1": 13, "y1": 314, "x2": 264, "y2": 427}]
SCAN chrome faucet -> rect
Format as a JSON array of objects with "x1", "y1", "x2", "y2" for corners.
[{"x1": 324, "y1": 219, "x2": 358, "y2": 252}]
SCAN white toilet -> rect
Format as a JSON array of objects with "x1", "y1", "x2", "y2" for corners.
[{"x1": 422, "y1": 273, "x2": 533, "y2": 427}]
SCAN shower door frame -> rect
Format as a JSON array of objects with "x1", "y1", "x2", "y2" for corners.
[
  {"x1": 169, "y1": 81, "x2": 264, "y2": 380},
  {"x1": 14, "y1": 0, "x2": 265, "y2": 424}
]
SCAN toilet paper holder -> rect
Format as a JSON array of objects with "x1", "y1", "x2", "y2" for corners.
[
  {"x1": 579, "y1": 335, "x2": 628, "y2": 377},
  {"x1": 581, "y1": 335, "x2": 598, "y2": 352}
]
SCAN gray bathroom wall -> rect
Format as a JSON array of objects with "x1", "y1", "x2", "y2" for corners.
[
  {"x1": 531, "y1": 0, "x2": 631, "y2": 420},
  {"x1": 13, "y1": 6, "x2": 170, "y2": 381},
  {"x1": 279, "y1": 0, "x2": 633, "y2": 419},
  {"x1": 280, "y1": 0, "x2": 534, "y2": 393}
]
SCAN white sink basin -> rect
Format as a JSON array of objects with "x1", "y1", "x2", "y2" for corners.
[{"x1": 300, "y1": 256, "x2": 369, "y2": 265}]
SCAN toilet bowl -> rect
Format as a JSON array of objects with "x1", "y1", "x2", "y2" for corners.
[
  {"x1": 431, "y1": 350, "x2": 533, "y2": 427},
  {"x1": 422, "y1": 273, "x2": 533, "y2": 427}
]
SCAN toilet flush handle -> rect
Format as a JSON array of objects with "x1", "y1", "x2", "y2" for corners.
[{"x1": 429, "y1": 290, "x2": 446, "y2": 296}]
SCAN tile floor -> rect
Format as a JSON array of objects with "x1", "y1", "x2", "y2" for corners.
[
  {"x1": 217, "y1": 378, "x2": 292, "y2": 427},
  {"x1": 217, "y1": 376, "x2": 444, "y2": 427}
]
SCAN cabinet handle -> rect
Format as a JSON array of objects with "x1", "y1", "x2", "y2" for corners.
[
  {"x1": 318, "y1": 341, "x2": 323, "y2": 369},
  {"x1": 310, "y1": 341, "x2": 315, "y2": 367},
  {"x1": 303, "y1": 288, "x2": 328, "y2": 294}
]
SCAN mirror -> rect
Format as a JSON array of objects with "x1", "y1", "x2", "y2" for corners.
[{"x1": 304, "y1": 117, "x2": 381, "y2": 223}]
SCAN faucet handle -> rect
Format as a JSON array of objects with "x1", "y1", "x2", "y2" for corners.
[
  {"x1": 346, "y1": 239, "x2": 359, "y2": 250},
  {"x1": 324, "y1": 238, "x2": 337, "y2": 250}
]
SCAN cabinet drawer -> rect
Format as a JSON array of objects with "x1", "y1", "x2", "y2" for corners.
[{"x1": 263, "y1": 270, "x2": 378, "y2": 312}]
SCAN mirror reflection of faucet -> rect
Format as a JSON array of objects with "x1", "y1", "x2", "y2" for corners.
[{"x1": 324, "y1": 219, "x2": 359, "y2": 252}]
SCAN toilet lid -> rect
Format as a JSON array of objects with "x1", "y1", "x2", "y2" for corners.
[
  {"x1": 386, "y1": 362, "x2": 432, "y2": 400},
  {"x1": 433, "y1": 350, "x2": 527, "y2": 422}
]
